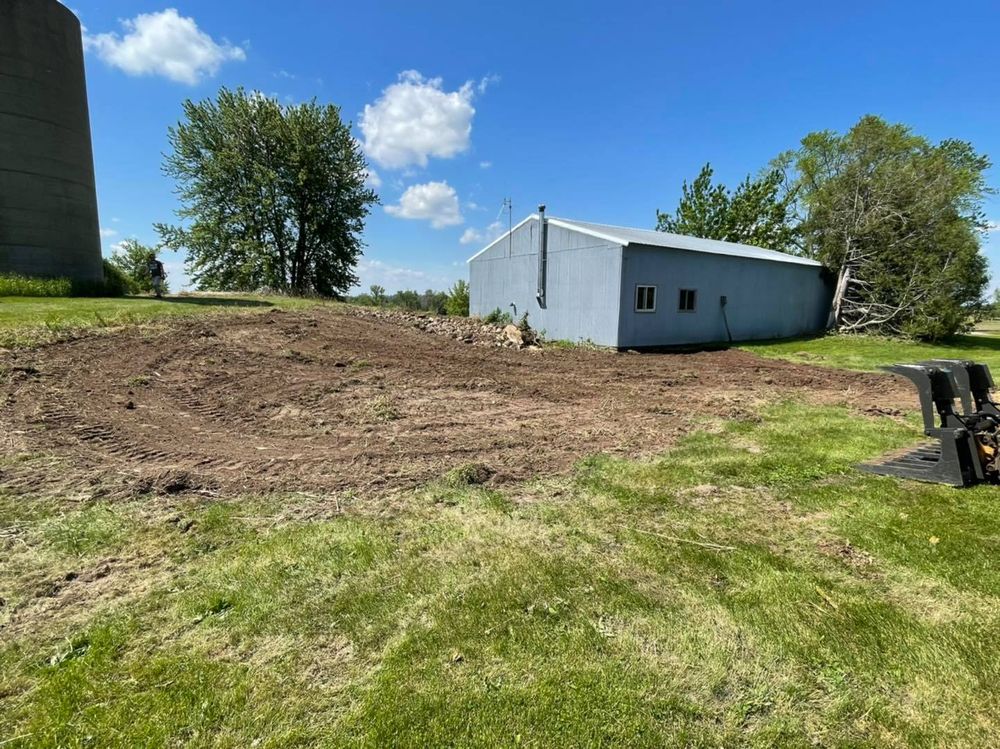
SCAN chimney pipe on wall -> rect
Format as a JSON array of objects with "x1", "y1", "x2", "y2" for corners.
[{"x1": 536, "y1": 204, "x2": 548, "y2": 307}]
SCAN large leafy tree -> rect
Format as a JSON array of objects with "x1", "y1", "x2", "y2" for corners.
[
  {"x1": 656, "y1": 163, "x2": 798, "y2": 252},
  {"x1": 780, "y1": 115, "x2": 992, "y2": 339},
  {"x1": 157, "y1": 89, "x2": 377, "y2": 296}
]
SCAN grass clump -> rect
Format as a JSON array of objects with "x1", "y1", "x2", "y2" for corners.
[
  {"x1": 364, "y1": 394, "x2": 401, "y2": 423},
  {"x1": 442, "y1": 462, "x2": 495, "y2": 488},
  {"x1": 126, "y1": 374, "x2": 153, "y2": 388}
]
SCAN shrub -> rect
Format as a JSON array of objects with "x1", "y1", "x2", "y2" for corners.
[
  {"x1": 0, "y1": 274, "x2": 73, "y2": 297},
  {"x1": 445, "y1": 280, "x2": 470, "y2": 317},
  {"x1": 107, "y1": 238, "x2": 168, "y2": 294},
  {"x1": 482, "y1": 308, "x2": 513, "y2": 326},
  {"x1": 0, "y1": 262, "x2": 135, "y2": 299},
  {"x1": 98, "y1": 260, "x2": 139, "y2": 296}
]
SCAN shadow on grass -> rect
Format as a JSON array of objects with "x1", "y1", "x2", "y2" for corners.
[
  {"x1": 138, "y1": 296, "x2": 274, "y2": 309},
  {"x1": 949, "y1": 334, "x2": 1000, "y2": 352}
]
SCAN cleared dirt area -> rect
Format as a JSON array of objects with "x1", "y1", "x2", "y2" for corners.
[{"x1": 0, "y1": 306, "x2": 911, "y2": 498}]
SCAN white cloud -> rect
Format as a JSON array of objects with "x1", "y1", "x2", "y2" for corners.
[
  {"x1": 364, "y1": 168, "x2": 382, "y2": 190},
  {"x1": 385, "y1": 181, "x2": 463, "y2": 228},
  {"x1": 84, "y1": 9, "x2": 246, "y2": 85},
  {"x1": 100, "y1": 227, "x2": 118, "y2": 239},
  {"x1": 460, "y1": 221, "x2": 505, "y2": 246},
  {"x1": 477, "y1": 74, "x2": 501, "y2": 94},
  {"x1": 479, "y1": 161, "x2": 492, "y2": 169},
  {"x1": 360, "y1": 71, "x2": 477, "y2": 169},
  {"x1": 987, "y1": 220, "x2": 1000, "y2": 233},
  {"x1": 354, "y1": 258, "x2": 457, "y2": 294}
]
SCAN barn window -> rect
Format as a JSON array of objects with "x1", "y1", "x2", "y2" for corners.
[
  {"x1": 678, "y1": 289, "x2": 697, "y2": 312},
  {"x1": 635, "y1": 285, "x2": 656, "y2": 312}
]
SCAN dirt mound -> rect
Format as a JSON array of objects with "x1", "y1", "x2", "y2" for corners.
[{"x1": 0, "y1": 306, "x2": 908, "y2": 498}]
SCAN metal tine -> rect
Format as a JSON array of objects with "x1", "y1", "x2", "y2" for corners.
[
  {"x1": 922, "y1": 359, "x2": 974, "y2": 415},
  {"x1": 861, "y1": 363, "x2": 982, "y2": 487},
  {"x1": 966, "y1": 363, "x2": 1000, "y2": 417}
]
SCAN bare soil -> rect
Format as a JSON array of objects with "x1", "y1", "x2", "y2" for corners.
[{"x1": 0, "y1": 307, "x2": 911, "y2": 498}]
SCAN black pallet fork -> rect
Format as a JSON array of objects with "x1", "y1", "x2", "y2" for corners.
[{"x1": 859, "y1": 360, "x2": 1000, "y2": 487}]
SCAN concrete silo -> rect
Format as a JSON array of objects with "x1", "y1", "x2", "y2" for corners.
[{"x1": 0, "y1": 0, "x2": 104, "y2": 282}]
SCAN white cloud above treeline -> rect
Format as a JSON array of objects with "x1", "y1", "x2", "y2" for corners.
[
  {"x1": 360, "y1": 71, "x2": 496, "y2": 169},
  {"x1": 385, "y1": 181, "x2": 463, "y2": 228},
  {"x1": 84, "y1": 9, "x2": 246, "y2": 85},
  {"x1": 354, "y1": 258, "x2": 457, "y2": 293}
]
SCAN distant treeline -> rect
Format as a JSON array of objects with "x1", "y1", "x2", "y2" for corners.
[{"x1": 348, "y1": 281, "x2": 469, "y2": 316}]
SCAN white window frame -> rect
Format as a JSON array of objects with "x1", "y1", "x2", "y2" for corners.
[
  {"x1": 635, "y1": 285, "x2": 657, "y2": 313},
  {"x1": 678, "y1": 288, "x2": 697, "y2": 313}
]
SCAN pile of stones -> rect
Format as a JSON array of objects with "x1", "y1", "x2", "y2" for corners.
[{"x1": 348, "y1": 307, "x2": 542, "y2": 349}]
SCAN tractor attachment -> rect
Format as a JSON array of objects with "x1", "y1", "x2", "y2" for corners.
[{"x1": 860, "y1": 360, "x2": 1000, "y2": 487}]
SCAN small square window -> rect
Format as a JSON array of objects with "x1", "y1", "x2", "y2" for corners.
[
  {"x1": 635, "y1": 285, "x2": 656, "y2": 312},
  {"x1": 678, "y1": 289, "x2": 697, "y2": 312}
]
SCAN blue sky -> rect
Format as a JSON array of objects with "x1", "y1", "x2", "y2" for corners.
[{"x1": 72, "y1": 0, "x2": 1000, "y2": 293}]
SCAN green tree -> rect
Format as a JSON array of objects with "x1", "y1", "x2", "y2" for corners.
[
  {"x1": 445, "y1": 279, "x2": 470, "y2": 316},
  {"x1": 656, "y1": 163, "x2": 798, "y2": 251},
  {"x1": 108, "y1": 238, "x2": 165, "y2": 294},
  {"x1": 781, "y1": 115, "x2": 992, "y2": 339},
  {"x1": 369, "y1": 285, "x2": 386, "y2": 306},
  {"x1": 421, "y1": 289, "x2": 449, "y2": 314},
  {"x1": 391, "y1": 289, "x2": 422, "y2": 310},
  {"x1": 157, "y1": 88, "x2": 377, "y2": 296},
  {"x1": 990, "y1": 288, "x2": 1000, "y2": 318}
]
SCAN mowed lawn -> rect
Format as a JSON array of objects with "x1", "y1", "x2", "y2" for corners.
[
  {"x1": 3, "y1": 301, "x2": 1000, "y2": 746},
  {"x1": 742, "y1": 324, "x2": 1000, "y2": 373},
  {"x1": 0, "y1": 294, "x2": 327, "y2": 348}
]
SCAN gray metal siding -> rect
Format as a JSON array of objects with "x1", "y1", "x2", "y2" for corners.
[
  {"x1": 469, "y1": 219, "x2": 623, "y2": 346},
  {"x1": 618, "y1": 245, "x2": 832, "y2": 347}
]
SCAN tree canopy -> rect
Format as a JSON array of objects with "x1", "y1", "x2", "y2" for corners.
[
  {"x1": 656, "y1": 163, "x2": 798, "y2": 252},
  {"x1": 658, "y1": 117, "x2": 993, "y2": 339},
  {"x1": 781, "y1": 115, "x2": 992, "y2": 339},
  {"x1": 157, "y1": 88, "x2": 377, "y2": 297}
]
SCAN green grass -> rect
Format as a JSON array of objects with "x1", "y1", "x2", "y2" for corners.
[
  {"x1": 741, "y1": 330, "x2": 1000, "y2": 372},
  {"x1": 3, "y1": 402, "x2": 1000, "y2": 746},
  {"x1": 0, "y1": 294, "x2": 329, "y2": 348}
]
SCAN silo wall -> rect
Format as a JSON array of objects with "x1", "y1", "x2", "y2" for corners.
[{"x1": 0, "y1": 0, "x2": 104, "y2": 282}]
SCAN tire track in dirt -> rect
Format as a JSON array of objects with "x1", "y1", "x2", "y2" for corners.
[{"x1": 1, "y1": 306, "x2": 909, "y2": 498}]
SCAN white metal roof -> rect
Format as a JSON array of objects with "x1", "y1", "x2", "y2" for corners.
[
  {"x1": 549, "y1": 217, "x2": 822, "y2": 267},
  {"x1": 466, "y1": 214, "x2": 821, "y2": 267}
]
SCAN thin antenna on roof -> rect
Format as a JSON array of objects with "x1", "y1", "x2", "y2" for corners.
[{"x1": 497, "y1": 198, "x2": 512, "y2": 257}]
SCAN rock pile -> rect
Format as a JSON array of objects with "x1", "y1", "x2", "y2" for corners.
[{"x1": 347, "y1": 307, "x2": 543, "y2": 350}]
